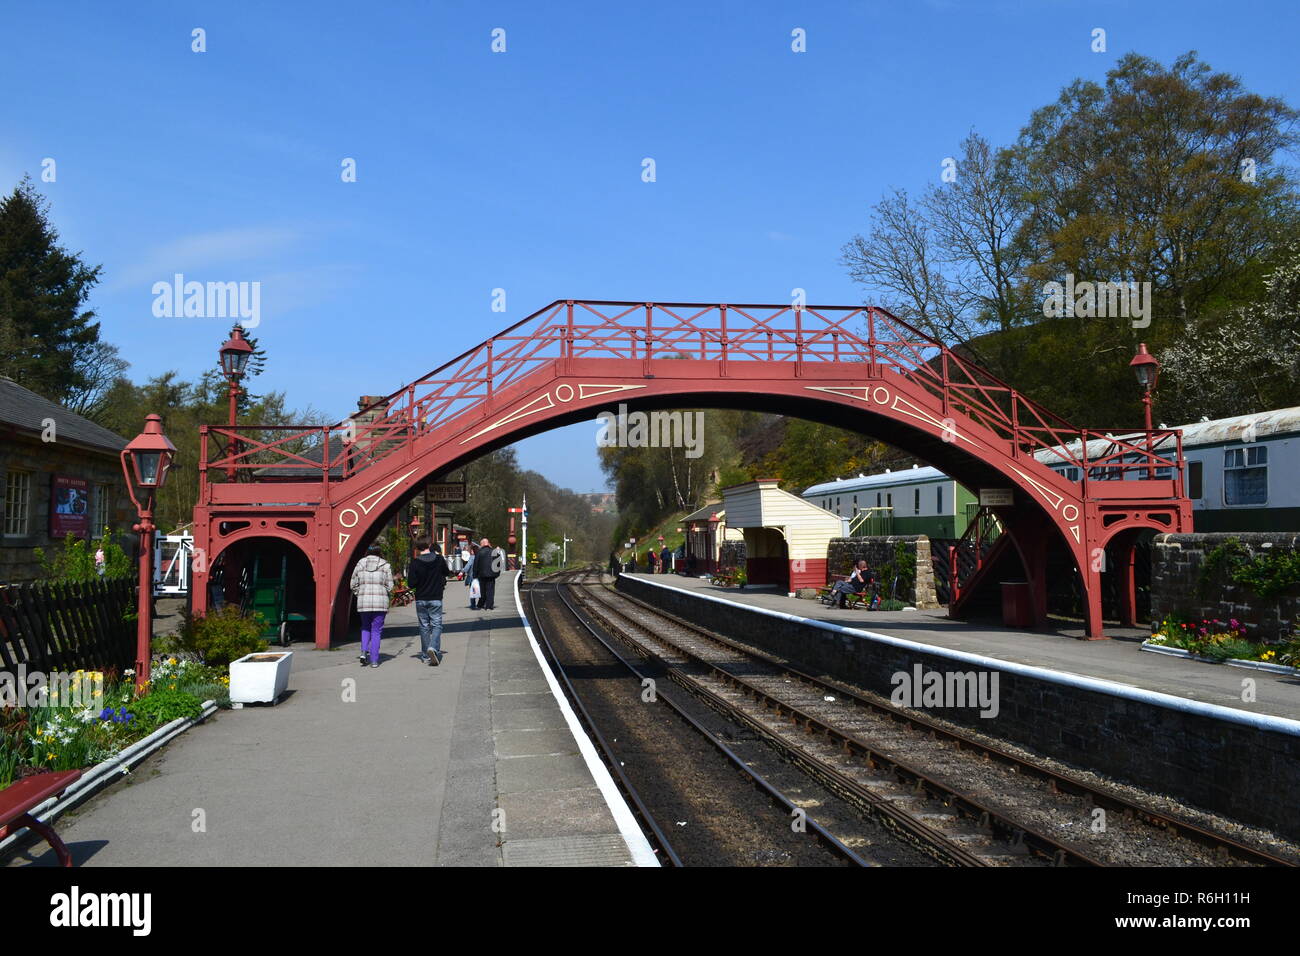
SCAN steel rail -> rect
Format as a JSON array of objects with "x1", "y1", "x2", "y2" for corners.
[
  {"x1": 532, "y1": 571, "x2": 873, "y2": 867},
  {"x1": 577, "y1": 583, "x2": 1109, "y2": 866},
  {"x1": 523, "y1": 576, "x2": 684, "y2": 867},
  {"x1": 600, "y1": 582, "x2": 1297, "y2": 868},
  {"x1": 564, "y1": 580, "x2": 1011, "y2": 867}
]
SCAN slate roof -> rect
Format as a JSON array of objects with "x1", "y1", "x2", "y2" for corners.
[
  {"x1": 682, "y1": 501, "x2": 725, "y2": 523},
  {"x1": 0, "y1": 376, "x2": 127, "y2": 454}
]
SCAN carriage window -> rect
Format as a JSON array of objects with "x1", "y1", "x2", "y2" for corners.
[
  {"x1": 1187, "y1": 460, "x2": 1203, "y2": 499},
  {"x1": 914, "y1": 488, "x2": 920, "y2": 515},
  {"x1": 1224, "y1": 446, "x2": 1267, "y2": 505},
  {"x1": 876, "y1": 492, "x2": 881, "y2": 507},
  {"x1": 936, "y1": 485, "x2": 943, "y2": 513}
]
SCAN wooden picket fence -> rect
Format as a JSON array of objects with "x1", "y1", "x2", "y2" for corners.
[{"x1": 0, "y1": 579, "x2": 136, "y2": 675}]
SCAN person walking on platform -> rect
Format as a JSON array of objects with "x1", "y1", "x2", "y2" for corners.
[
  {"x1": 408, "y1": 536, "x2": 452, "y2": 666},
  {"x1": 474, "y1": 537, "x2": 502, "y2": 610},
  {"x1": 660, "y1": 545, "x2": 672, "y2": 574},
  {"x1": 351, "y1": 542, "x2": 394, "y2": 667},
  {"x1": 464, "y1": 542, "x2": 480, "y2": 609}
]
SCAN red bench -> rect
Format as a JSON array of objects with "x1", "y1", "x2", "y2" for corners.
[{"x1": 0, "y1": 770, "x2": 82, "y2": 867}]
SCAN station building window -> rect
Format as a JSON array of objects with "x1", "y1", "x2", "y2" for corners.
[
  {"x1": 1224, "y1": 446, "x2": 1267, "y2": 505},
  {"x1": 4, "y1": 470, "x2": 31, "y2": 537},
  {"x1": 93, "y1": 483, "x2": 112, "y2": 532}
]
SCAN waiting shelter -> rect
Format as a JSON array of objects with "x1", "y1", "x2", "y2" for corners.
[
  {"x1": 721, "y1": 479, "x2": 845, "y2": 593},
  {"x1": 681, "y1": 502, "x2": 744, "y2": 574}
]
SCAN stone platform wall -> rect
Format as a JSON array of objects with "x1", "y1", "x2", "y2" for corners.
[
  {"x1": 1152, "y1": 533, "x2": 1300, "y2": 639},
  {"x1": 618, "y1": 574, "x2": 1300, "y2": 842}
]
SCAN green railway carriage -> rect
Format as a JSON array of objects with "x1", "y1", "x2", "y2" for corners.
[{"x1": 801, "y1": 465, "x2": 979, "y2": 539}]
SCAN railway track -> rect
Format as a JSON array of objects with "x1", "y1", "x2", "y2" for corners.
[
  {"x1": 524, "y1": 571, "x2": 897, "y2": 867},
  {"x1": 561, "y1": 571, "x2": 1296, "y2": 868}
]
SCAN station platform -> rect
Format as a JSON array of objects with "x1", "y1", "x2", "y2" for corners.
[
  {"x1": 6, "y1": 572, "x2": 654, "y2": 867},
  {"x1": 624, "y1": 573, "x2": 1300, "y2": 723}
]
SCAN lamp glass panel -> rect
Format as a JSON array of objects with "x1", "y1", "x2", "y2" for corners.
[{"x1": 135, "y1": 451, "x2": 162, "y2": 487}]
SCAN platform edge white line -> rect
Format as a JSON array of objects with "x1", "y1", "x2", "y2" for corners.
[
  {"x1": 628, "y1": 575, "x2": 1300, "y2": 737},
  {"x1": 512, "y1": 571, "x2": 660, "y2": 867}
]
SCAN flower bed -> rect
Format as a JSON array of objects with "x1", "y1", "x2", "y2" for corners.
[
  {"x1": 1142, "y1": 616, "x2": 1300, "y2": 674},
  {"x1": 0, "y1": 657, "x2": 230, "y2": 792}
]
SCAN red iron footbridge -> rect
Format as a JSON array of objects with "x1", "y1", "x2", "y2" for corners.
[{"x1": 191, "y1": 300, "x2": 1191, "y2": 645}]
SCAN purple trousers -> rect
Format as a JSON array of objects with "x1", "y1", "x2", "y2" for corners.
[{"x1": 360, "y1": 611, "x2": 386, "y2": 663}]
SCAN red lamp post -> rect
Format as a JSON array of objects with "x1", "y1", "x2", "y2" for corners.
[
  {"x1": 120, "y1": 414, "x2": 176, "y2": 694},
  {"x1": 219, "y1": 327, "x2": 253, "y2": 480},
  {"x1": 1130, "y1": 343, "x2": 1161, "y2": 479}
]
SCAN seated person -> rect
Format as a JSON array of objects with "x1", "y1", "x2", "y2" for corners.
[{"x1": 837, "y1": 560, "x2": 875, "y2": 608}]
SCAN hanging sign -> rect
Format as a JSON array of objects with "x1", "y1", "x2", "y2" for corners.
[{"x1": 979, "y1": 488, "x2": 1014, "y2": 507}]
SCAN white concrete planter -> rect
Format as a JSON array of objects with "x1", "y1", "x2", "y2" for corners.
[
  {"x1": 1226, "y1": 658, "x2": 1300, "y2": 676},
  {"x1": 229, "y1": 651, "x2": 293, "y2": 707}
]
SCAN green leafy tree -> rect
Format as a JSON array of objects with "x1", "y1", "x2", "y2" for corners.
[{"x1": 0, "y1": 176, "x2": 103, "y2": 402}]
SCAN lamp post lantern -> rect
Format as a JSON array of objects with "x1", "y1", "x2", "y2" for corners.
[
  {"x1": 219, "y1": 326, "x2": 253, "y2": 480},
  {"x1": 120, "y1": 414, "x2": 176, "y2": 693},
  {"x1": 1130, "y1": 343, "x2": 1162, "y2": 479}
]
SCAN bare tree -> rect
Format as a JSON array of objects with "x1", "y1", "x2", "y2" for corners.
[
  {"x1": 840, "y1": 133, "x2": 1033, "y2": 373},
  {"x1": 64, "y1": 340, "x2": 129, "y2": 421}
]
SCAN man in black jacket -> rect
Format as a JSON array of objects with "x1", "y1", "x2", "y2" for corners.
[
  {"x1": 408, "y1": 538, "x2": 453, "y2": 665},
  {"x1": 473, "y1": 537, "x2": 502, "y2": 610}
]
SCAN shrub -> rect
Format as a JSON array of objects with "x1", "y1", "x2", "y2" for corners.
[
  {"x1": 157, "y1": 606, "x2": 268, "y2": 666},
  {"x1": 33, "y1": 529, "x2": 131, "y2": 583},
  {"x1": 131, "y1": 688, "x2": 204, "y2": 728}
]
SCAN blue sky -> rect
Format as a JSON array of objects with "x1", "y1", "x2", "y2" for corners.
[{"x1": 3, "y1": 0, "x2": 1296, "y2": 492}]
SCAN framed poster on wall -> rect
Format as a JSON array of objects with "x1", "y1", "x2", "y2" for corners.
[{"x1": 50, "y1": 474, "x2": 90, "y2": 538}]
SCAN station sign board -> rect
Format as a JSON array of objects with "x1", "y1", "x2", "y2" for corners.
[
  {"x1": 425, "y1": 482, "x2": 466, "y2": 503},
  {"x1": 978, "y1": 488, "x2": 1014, "y2": 507}
]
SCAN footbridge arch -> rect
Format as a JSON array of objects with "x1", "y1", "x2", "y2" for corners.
[{"x1": 191, "y1": 301, "x2": 1191, "y2": 645}]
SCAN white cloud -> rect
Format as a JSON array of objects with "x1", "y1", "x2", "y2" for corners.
[{"x1": 108, "y1": 225, "x2": 307, "y2": 291}]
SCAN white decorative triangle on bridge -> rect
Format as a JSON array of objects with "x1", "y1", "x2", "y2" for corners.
[
  {"x1": 460, "y1": 392, "x2": 556, "y2": 444},
  {"x1": 460, "y1": 383, "x2": 647, "y2": 445},
  {"x1": 336, "y1": 469, "x2": 417, "y2": 553},
  {"x1": 578, "y1": 383, "x2": 645, "y2": 400},
  {"x1": 1009, "y1": 465, "x2": 1065, "y2": 512}
]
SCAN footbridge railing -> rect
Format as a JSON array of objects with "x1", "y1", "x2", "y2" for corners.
[{"x1": 198, "y1": 300, "x2": 1183, "y2": 497}]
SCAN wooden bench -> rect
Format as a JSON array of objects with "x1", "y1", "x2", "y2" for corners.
[
  {"x1": 817, "y1": 574, "x2": 878, "y2": 610},
  {"x1": 0, "y1": 769, "x2": 82, "y2": 867}
]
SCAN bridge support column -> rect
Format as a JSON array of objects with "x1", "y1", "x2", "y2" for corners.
[
  {"x1": 191, "y1": 520, "x2": 211, "y2": 619},
  {"x1": 1082, "y1": 566, "x2": 1107, "y2": 640},
  {"x1": 314, "y1": 562, "x2": 334, "y2": 650},
  {"x1": 1113, "y1": 536, "x2": 1138, "y2": 629},
  {"x1": 999, "y1": 510, "x2": 1051, "y2": 629}
]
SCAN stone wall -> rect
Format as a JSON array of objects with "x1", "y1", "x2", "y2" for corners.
[
  {"x1": 618, "y1": 574, "x2": 1300, "y2": 841},
  {"x1": 0, "y1": 435, "x2": 133, "y2": 583},
  {"x1": 826, "y1": 535, "x2": 939, "y2": 609},
  {"x1": 1152, "y1": 533, "x2": 1300, "y2": 639}
]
